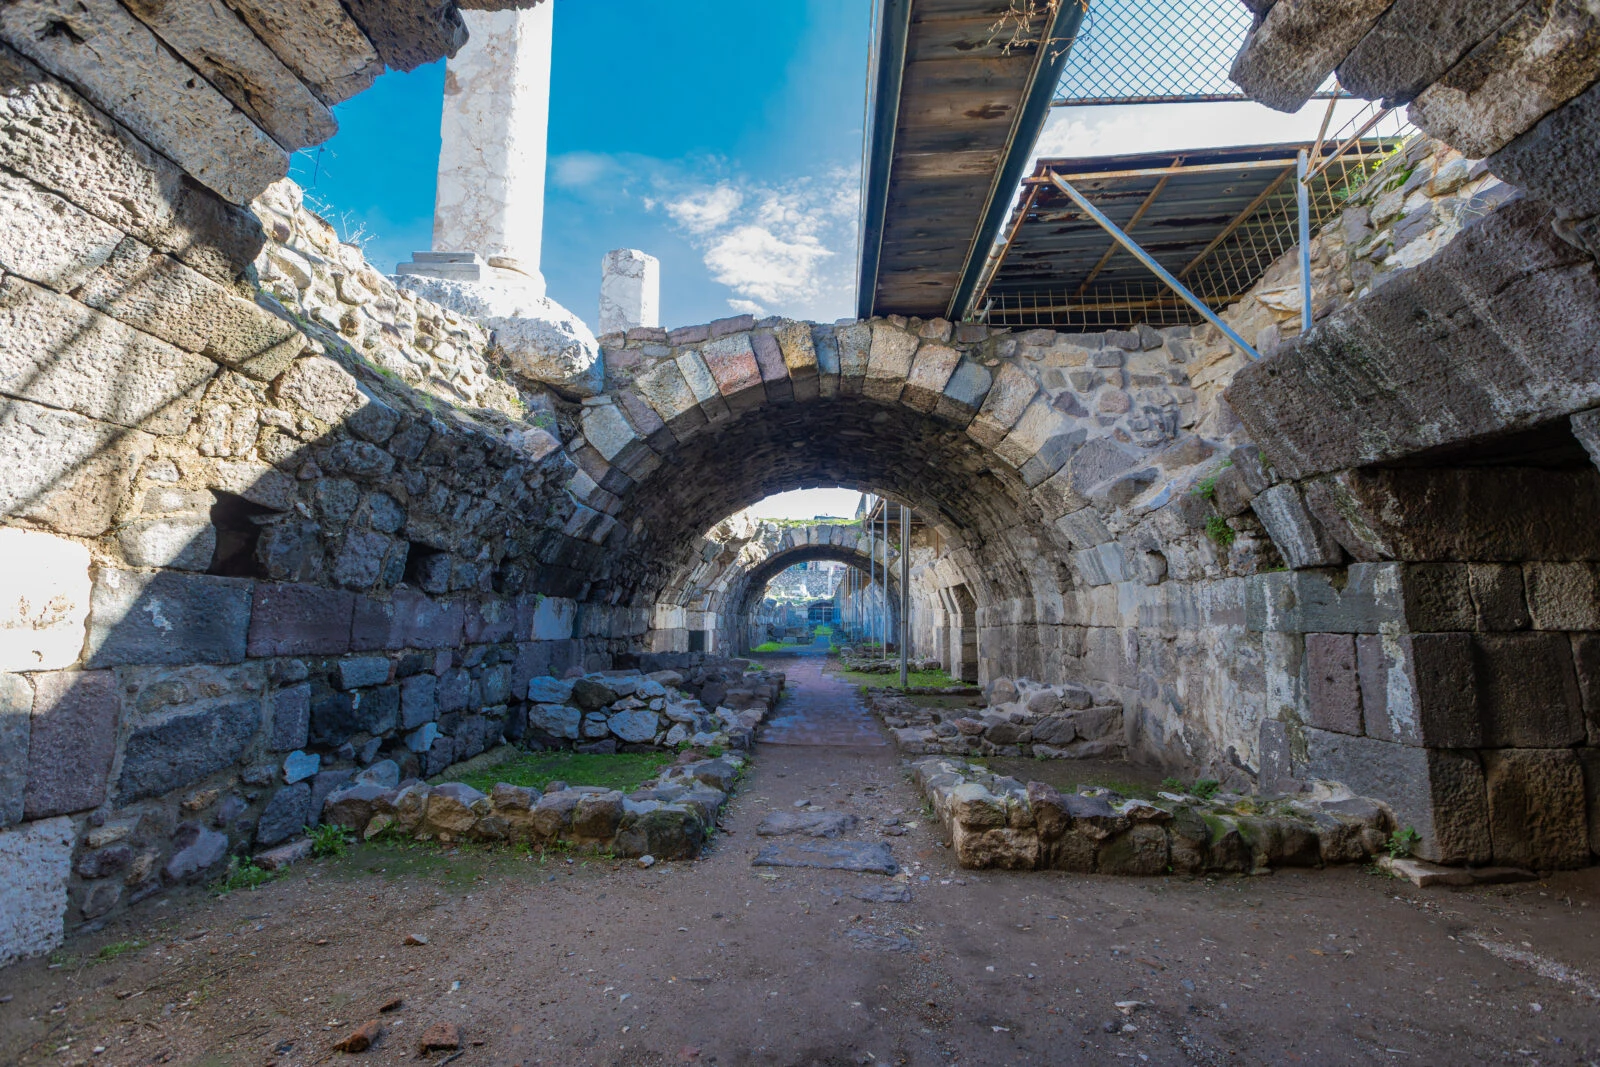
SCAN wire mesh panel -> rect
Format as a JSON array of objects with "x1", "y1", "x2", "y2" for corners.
[{"x1": 1054, "y1": 0, "x2": 1340, "y2": 106}]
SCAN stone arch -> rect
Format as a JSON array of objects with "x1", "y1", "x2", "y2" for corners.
[{"x1": 729, "y1": 541, "x2": 904, "y2": 655}]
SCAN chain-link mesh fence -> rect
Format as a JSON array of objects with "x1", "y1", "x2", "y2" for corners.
[{"x1": 1054, "y1": 0, "x2": 1339, "y2": 105}]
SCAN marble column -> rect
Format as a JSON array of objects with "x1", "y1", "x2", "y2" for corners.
[
  {"x1": 598, "y1": 249, "x2": 660, "y2": 335},
  {"x1": 402, "y1": 3, "x2": 553, "y2": 294}
]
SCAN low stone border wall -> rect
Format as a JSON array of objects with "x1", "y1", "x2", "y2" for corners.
[
  {"x1": 301, "y1": 750, "x2": 748, "y2": 861},
  {"x1": 911, "y1": 757, "x2": 1393, "y2": 875},
  {"x1": 868, "y1": 676, "x2": 1127, "y2": 761}
]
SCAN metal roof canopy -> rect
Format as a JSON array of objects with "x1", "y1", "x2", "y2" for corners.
[
  {"x1": 973, "y1": 140, "x2": 1399, "y2": 331},
  {"x1": 857, "y1": 0, "x2": 1085, "y2": 322}
]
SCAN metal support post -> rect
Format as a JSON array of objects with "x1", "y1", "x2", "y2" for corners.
[
  {"x1": 898, "y1": 505, "x2": 910, "y2": 688},
  {"x1": 1296, "y1": 149, "x2": 1313, "y2": 334},
  {"x1": 1046, "y1": 172, "x2": 1262, "y2": 361}
]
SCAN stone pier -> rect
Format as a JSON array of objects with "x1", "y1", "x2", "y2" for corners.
[{"x1": 599, "y1": 248, "x2": 660, "y2": 336}]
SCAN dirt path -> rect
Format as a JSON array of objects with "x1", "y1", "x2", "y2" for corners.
[{"x1": 4, "y1": 658, "x2": 1600, "y2": 1066}]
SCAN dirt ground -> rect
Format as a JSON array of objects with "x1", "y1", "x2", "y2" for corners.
[{"x1": 4, "y1": 656, "x2": 1600, "y2": 1067}]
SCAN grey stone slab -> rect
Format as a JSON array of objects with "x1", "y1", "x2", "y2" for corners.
[
  {"x1": 850, "y1": 883, "x2": 912, "y2": 903},
  {"x1": 86, "y1": 569, "x2": 252, "y2": 667},
  {"x1": 0, "y1": 402, "x2": 154, "y2": 538},
  {"x1": 256, "y1": 782, "x2": 309, "y2": 846},
  {"x1": 0, "y1": 814, "x2": 74, "y2": 967},
  {"x1": 248, "y1": 584, "x2": 355, "y2": 657},
  {"x1": 755, "y1": 811, "x2": 859, "y2": 838},
  {"x1": 24, "y1": 670, "x2": 117, "y2": 818},
  {"x1": 116, "y1": 699, "x2": 260, "y2": 803},
  {"x1": 0, "y1": 672, "x2": 32, "y2": 827},
  {"x1": 1338, "y1": 0, "x2": 1525, "y2": 103},
  {"x1": 1252, "y1": 484, "x2": 1342, "y2": 568},
  {"x1": 267, "y1": 682, "x2": 310, "y2": 752},
  {"x1": 1231, "y1": 0, "x2": 1394, "y2": 112},
  {"x1": 751, "y1": 840, "x2": 898, "y2": 875}
]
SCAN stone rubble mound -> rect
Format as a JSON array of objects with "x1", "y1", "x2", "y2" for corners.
[
  {"x1": 522, "y1": 661, "x2": 783, "y2": 754},
  {"x1": 869, "y1": 675, "x2": 1127, "y2": 760},
  {"x1": 317, "y1": 750, "x2": 748, "y2": 860},
  {"x1": 912, "y1": 757, "x2": 1394, "y2": 875}
]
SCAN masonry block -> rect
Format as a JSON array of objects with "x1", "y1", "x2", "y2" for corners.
[
  {"x1": 0, "y1": 673, "x2": 31, "y2": 827},
  {"x1": 115, "y1": 699, "x2": 259, "y2": 803},
  {"x1": 0, "y1": 814, "x2": 74, "y2": 967},
  {"x1": 1251, "y1": 484, "x2": 1342, "y2": 568},
  {"x1": 1246, "y1": 564, "x2": 1404, "y2": 634},
  {"x1": 1305, "y1": 633, "x2": 1361, "y2": 735},
  {"x1": 1523, "y1": 562, "x2": 1600, "y2": 630},
  {"x1": 1468, "y1": 563, "x2": 1530, "y2": 630},
  {"x1": 267, "y1": 681, "x2": 310, "y2": 752},
  {"x1": 247, "y1": 583, "x2": 354, "y2": 657},
  {"x1": 1356, "y1": 633, "x2": 1479, "y2": 747},
  {"x1": 632, "y1": 359, "x2": 708, "y2": 443},
  {"x1": 1303, "y1": 729, "x2": 1491, "y2": 864},
  {"x1": 699, "y1": 333, "x2": 766, "y2": 414},
  {"x1": 1475, "y1": 633, "x2": 1586, "y2": 748},
  {"x1": 901, "y1": 342, "x2": 961, "y2": 413},
  {"x1": 967, "y1": 363, "x2": 1038, "y2": 450},
  {"x1": 863, "y1": 322, "x2": 918, "y2": 402},
  {"x1": 933, "y1": 358, "x2": 992, "y2": 427},
  {"x1": 1482, "y1": 749, "x2": 1591, "y2": 869},
  {"x1": 86, "y1": 569, "x2": 251, "y2": 667},
  {"x1": 0, "y1": 168, "x2": 121, "y2": 293},
  {"x1": 748, "y1": 331, "x2": 793, "y2": 403},
  {"x1": 812, "y1": 324, "x2": 841, "y2": 399},
  {"x1": 1579, "y1": 747, "x2": 1600, "y2": 858},
  {"x1": 23, "y1": 670, "x2": 117, "y2": 818},
  {"x1": 835, "y1": 322, "x2": 871, "y2": 395},
  {"x1": 774, "y1": 320, "x2": 818, "y2": 402},
  {"x1": 0, "y1": 527, "x2": 90, "y2": 672}
]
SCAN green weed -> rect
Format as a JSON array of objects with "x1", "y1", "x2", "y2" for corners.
[
  {"x1": 215, "y1": 856, "x2": 278, "y2": 894},
  {"x1": 1387, "y1": 826, "x2": 1421, "y2": 859},
  {"x1": 94, "y1": 939, "x2": 145, "y2": 963},
  {"x1": 1205, "y1": 515, "x2": 1236, "y2": 549},
  {"x1": 308, "y1": 822, "x2": 353, "y2": 858}
]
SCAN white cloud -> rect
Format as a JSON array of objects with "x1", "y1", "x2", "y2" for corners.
[
  {"x1": 550, "y1": 151, "x2": 613, "y2": 189},
  {"x1": 654, "y1": 166, "x2": 860, "y2": 321},
  {"x1": 665, "y1": 185, "x2": 743, "y2": 234}
]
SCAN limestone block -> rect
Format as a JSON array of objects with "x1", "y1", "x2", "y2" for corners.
[
  {"x1": 1491, "y1": 79, "x2": 1600, "y2": 226},
  {"x1": 748, "y1": 332, "x2": 793, "y2": 402},
  {"x1": 1483, "y1": 748, "x2": 1591, "y2": 869},
  {"x1": 1230, "y1": 0, "x2": 1396, "y2": 112},
  {"x1": 119, "y1": 0, "x2": 337, "y2": 150},
  {"x1": 1523, "y1": 562, "x2": 1600, "y2": 630},
  {"x1": 632, "y1": 359, "x2": 708, "y2": 441},
  {"x1": 774, "y1": 320, "x2": 819, "y2": 402},
  {"x1": 598, "y1": 249, "x2": 659, "y2": 335},
  {"x1": 967, "y1": 363, "x2": 1039, "y2": 450},
  {"x1": 1251, "y1": 484, "x2": 1342, "y2": 568},
  {"x1": 1226, "y1": 201, "x2": 1600, "y2": 480},
  {"x1": 675, "y1": 349, "x2": 732, "y2": 424},
  {"x1": 1303, "y1": 729, "x2": 1490, "y2": 864},
  {"x1": 116, "y1": 699, "x2": 259, "y2": 803},
  {"x1": 1337, "y1": 0, "x2": 1525, "y2": 103},
  {"x1": 340, "y1": 0, "x2": 466, "y2": 73},
  {"x1": 1468, "y1": 563, "x2": 1530, "y2": 630},
  {"x1": 85, "y1": 568, "x2": 253, "y2": 667},
  {"x1": 0, "y1": 44, "x2": 264, "y2": 284},
  {"x1": 24, "y1": 670, "x2": 117, "y2": 818},
  {"x1": 901, "y1": 343, "x2": 962, "y2": 414},
  {"x1": 0, "y1": 815, "x2": 74, "y2": 967},
  {"x1": 864, "y1": 322, "x2": 918, "y2": 402},
  {"x1": 1355, "y1": 633, "x2": 1477, "y2": 746},
  {"x1": 0, "y1": 674, "x2": 32, "y2": 826},
  {"x1": 699, "y1": 334, "x2": 766, "y2": 414},
  {"x1": 812, "y1": 325, "x2": 841, "y2": 399},
  {"x1": 836, "y1": 322, "x2": 872, "y2": 394},
  {"x1": 491, "y1": 302, "x2": 603, "y2": 398},
  {"x1": 274, "y1": 355, "x2": 363, "y2": 424},
  {"x1": 1305, "y1": 467, "x2": 1600, "y2": 563},
  {"x1": 0, "y1": 0, "x2": 288, "y2": 204},
  {"x1": 581, "y1": 401, "x2": 647, "y2": 469},
  {"x1": 0, "y1": 403, "x2": 153, "y2": 537},
  {"x1": 933, "y1": 359, "x2": 991, "y2": 426},
  {"x1": 995, "y1": 397, "x2": 1084, "y2": 487},
  {"x1": 0, "y1": 277, "x2": 215, "y2": 435},
  {"x1": 218, "y1": 0, "x2": 381, "y2": 105},
  {"x1": 118, "y1": 519, "x2": 216, "y2": 572},
  {"x1": 75, "y1": 239, "x2": 305, "y2": 377},
  {"x1": 0, "y1": 528, "x2": 91, "y2": 672},
  {"x1": 0, "y1": 170, "x2": 122, "y2": 292},
  {"x1": 1410, "y1": 0, "x2": 1600, "y2": 157},
  {"x1": 1475, "y1": 633, "x2": 1586, "y2": 748}
]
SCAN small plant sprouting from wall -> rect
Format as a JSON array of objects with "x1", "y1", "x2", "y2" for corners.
[
  {"x1": 1206, "y1": 515, "x2": 1236, "y2": 549},
  {"x1": 1387, "y1": 827, "x2": 1421, "y2": 859}
]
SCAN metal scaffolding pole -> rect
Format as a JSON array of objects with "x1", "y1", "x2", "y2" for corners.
[
  {"x1": 1296, "y1": 148, "x2": 1313, "y2": 334},
  {"x1": 881, "y1": 502, "x2": 890, "y2": 661},
  {"x1": 898, "y1": 504, "x2": 910, "y2": 688},
  {"x1": 866, "y1": 502, "x2": 875, "y2": 649}
]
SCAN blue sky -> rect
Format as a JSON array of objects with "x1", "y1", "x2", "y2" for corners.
[{"x1": 291, "y1": 0, "x2": 871, "y2": 331}]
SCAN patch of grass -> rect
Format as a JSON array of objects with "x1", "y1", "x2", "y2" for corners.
[
  {"x1": 752, "y1": 641, "x2": 788, "y2": 653},
  {"x1": 837, "y1": 667, "x2": 958, "y2": 689},
  {"x1": 94, "y1": 939, "x2": 145, "y2": 964},
  {"x1": 1387, "y1": 826, "x2": 1421, "y2": 859},
  {"x1": 440, "y1": 750, "x2": 672, "y2": 795},
  {"x1": 308, "y1": 822, "x2": 353, "y2": 858},
  {"x1": 215, "y1": 856, "x2": 278, "y2": 894},
  {"x1": 1205, "y1": 514, "x2": 1236, "y2": 549}
]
